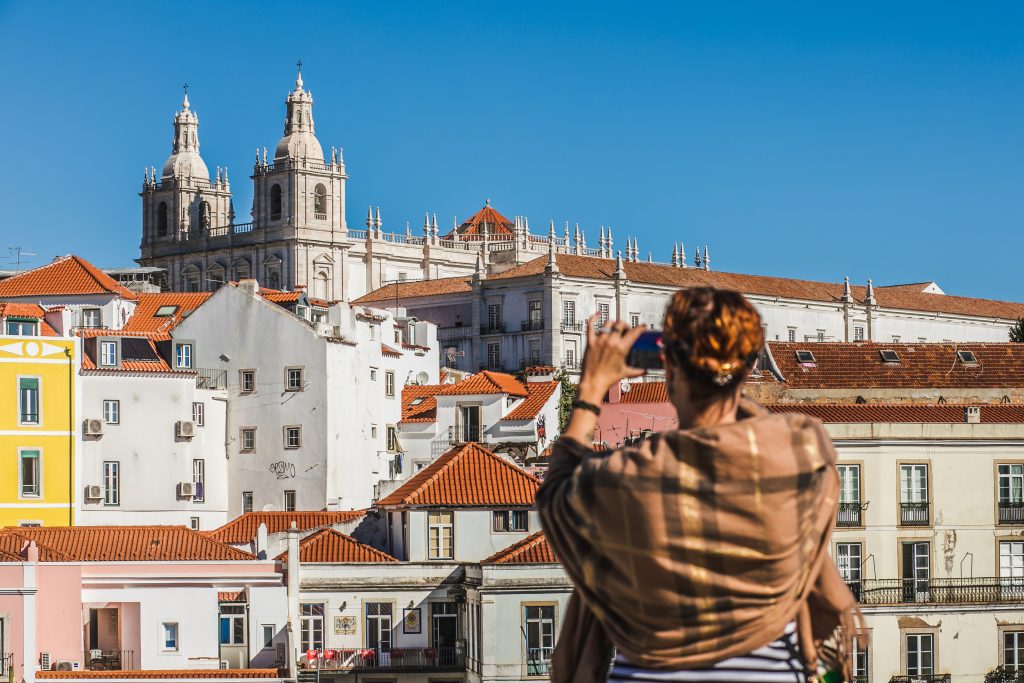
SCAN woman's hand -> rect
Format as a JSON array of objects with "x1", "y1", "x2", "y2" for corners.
[{"x1": 577, "y1": 313, "x2": 648, "y2": 405}]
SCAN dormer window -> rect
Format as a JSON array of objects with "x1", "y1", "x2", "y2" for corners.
[
  {"x1": 81, "y1": 308, "x2": 102, "y2": 329},
  {"x1": 5, "y1": 319, "x2": 38, "y2": 336},
  {"x1": 99, "y1": 340, "x2": 119, "y2": 367},
  {"x1": 506, "y1": 396, "x2": 517, "y2": 409},
  {"x1": 957, "y1": 350, "x2": 978, "y2": 364},
  {"x1": 879, "y1": 349, "x2": 901, "y2": 364},
  {"x1": 795, "y1": 350, "x2": 815, "y2": 364},
  {"x1": 154, "y1": 305, "x2": 179, "y2": 317},
  {"x1": 175, "y1": 342, "x2": 193, "y2": 369}
]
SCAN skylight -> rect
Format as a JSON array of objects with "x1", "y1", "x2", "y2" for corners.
[
  {"x1": 795, "y1": 350, "x2": 815, "y2": 364},
  {"x1": 154, "y1": 305, "x2": 179, "y2": 317},
  {"x1": 879, "y1": 349, "x2": 901, "y2": 363},
  {"x1": 410, "y1": 397, "x2": 427, "y2": 406},
  {"x1": 957, "y1": 350, "x2": 978, "y2": 364}
]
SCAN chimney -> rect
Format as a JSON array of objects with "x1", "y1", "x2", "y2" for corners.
[
  {"x1": 256, "y1": 522, "x2": 268, "y2": 560},
  {"x1": 964, "y1": 406, "x2": 981, "y2": 424},
  {"x1": 238, "y1": 279, "x2": 259, "y2": 296},
  {"x1": 286, "y1": 521, "x2": 300, "y2": 677}
]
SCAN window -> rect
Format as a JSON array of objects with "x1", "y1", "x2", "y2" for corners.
[
  {"x1": 565, "y1": 344, "x2": 576, "y2": 368},
  {"x1": 1000, "y1": 465, "x2": 1024, "y2": 524},
  {"x1": 157, "y1": 201, "x2": 169, "y2": 236},
  {"x1": 103, "y1": 399, "x2": 120, "y2": 424},
  {"x1": 242, "y1": 491, "x2": 254, "y2": 513},
  {"x1": 81, "y1": 308, "x2": 102, "y2": 328},
  {"x1": 284, "y1": 490, "x2": 296, "y2": 512},
  {"x1": 562, "y1": 300, "x2": 576, "y2": 326},
  {"x1": 175, "y1": 343, "x2": 192, "y2": 369},
  {"x1": 795, "y1": 350, "x2": 815, "y2": 364},
  {"x1": 270, "y1": 184, "x2": 282, "y2": 221},
  {"x1": 190, "y1": 516, "x2": 200, "y2": 530},
  {"x1": 220, "y1": 605, "x2": 246, "y2": 645},
  {"x1": 366, "y1": 603, "x2": 393, "y2": 652},
  {"x1": 5, "y1": 319, "x2": 38, "y2": 335},
  {"x1": 193, "y1": 459, "x2": 205, "y2": 503},
  {"x1": 892, "y1": 335, "x2": 901, "y2": 343},
  {"x1": 597, "y1": 303, "x2": 610, "y2": 327},
  {"x1": 487, "y1": 342, "x2": 500, "y2": 370},
  {"x1": 630, "y1": 313, "x2": 640, "y2": 328},
  {"x1": 103, "y1": 461, "x2": 120, "y2": 506},
  {"x1": 905, "y1": 633, "x2": 933, "y2": 676},
  {"x1": 261, "y1": 624, "x2": 275, "y2": 649},
  {"x1": 99, "y1": 341, "x2": 118, "y2": 367},
  {"x1": 487, "y1": 304, "x2": 502, "y2": 331},
  {"x1": 313, "y1": 183, "x2": 327, "y2": 217},
  {"x1": 958, "y1": 350, "x2": 978, "y2": 364},
  {"x1": 431, "y1": 601, "x2": 459, "y2": 650},
  {"x1": 900, "y1": 464, "x2": 929, "y2": 525},
  {"x1": 240, "y1": 370, "x2": 256, "y2": 392},
  {"x1": 835, "y1": 543, "x2": 862, "y2": 598},
  {"x1": 285, "y1": 367, "x2": 303, "y2": 391},
  {"x1": 284, "y1": 426, "x2": 301, "y2": 449},
  {"x1": 371, "y1": 424, "x2": 378, "y2": 439},
  {"x1": 901, "y1": 541, "x2": 930, "y2": 600},
  {"x1": 428, "y1": 510, "x2": 454, "y2": 559},
  {"x1": 192, "y1": 402, "x2": 204, "y2": 426},
  {"x1": 369, "y1": 324, "x2": 377, "y2": 341},
  {"x1": 370, "y1": 367, "x2": 378, "y2": 381},
  {"x1": 854, "y1": 326, "x2": 865, "y2": 342},
  {"x1": 154, "y1": 305, "x2": 178, "y2": 317},
  {"x1": 386, "y1": 425, "x2": 398, "y2": 452},
  {"x1": 1006, "y1": 632, "x2": 1024, "y2": 669},
  {"x1": 1001, "y1": 541, "x2": 1024, "y2": 584},
  {"x1": 524, "y1": 605, "x2": 556, "y2": 673},
  {"x1": 529, "y1": 301, "x2": 543, "y2": 328},
  {"x1": 18, "y1": 377, "x2": 39, "y2": 425},
  {"x1": 787, "y1": 327, "x2": 796, "y2": 342},
  {"x1": 852, "y1": 638, "x2": 869, "y2": 682},
  {"x1": 385, "y1": 370, "x2": 395, "y2": 397},
  {"x1": 20, "y1": 450, "x2": 40, "y2": 497},
  {"x1": 162, "y1": 622, "x2": 179, "y2": 651},
  {"x1": 240, "y1": 428, "x2": 256, "y2": 451},
  {"x1": 299, "y1": 604, "x2": 323, "y2": 651},
  {"x1": 880, "y1": 349, "x2": 901, "y2": 363},
  {"x1": 838, "y1": 465, "x2": 860, "y2": 503},
  {"x1": 493, "y1": 510, "x2": 528, "y2": 532},
  {"x1": 817, "y1": 330, "x2": 825, "y2": 342}
]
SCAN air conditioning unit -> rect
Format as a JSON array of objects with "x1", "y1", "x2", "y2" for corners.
[
  {"x1": 39, "y1": 652, "x2": 51, "y2": 670},
  {"x1": 55, "y1": 661, "x2": 76, "y2": 672},
  {"x1": 177, "y1": 481, "x2": 197, "y2": 498},
  {"x1": 176, "y1": 420, "x2": 196, "y2": 438},
  {"x1": 84, "y1": 419, "x2": 104, "y2": 436},
  {"x1": 85, "y1": 485, "x2": 104, "y2": 500}
]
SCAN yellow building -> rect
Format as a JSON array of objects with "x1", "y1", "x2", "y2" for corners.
[{"x1": 0, "y1": 328, "x2": 78, "y2": 526}]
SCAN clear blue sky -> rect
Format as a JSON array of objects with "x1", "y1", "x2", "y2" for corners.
[{"x1": 1, "y1": 1, "x2": 1021, "y2": 299}]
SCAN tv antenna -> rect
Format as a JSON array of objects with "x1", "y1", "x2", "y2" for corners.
[{"x1": 4, "y1": 246, "x2": 36, "y2": 271}]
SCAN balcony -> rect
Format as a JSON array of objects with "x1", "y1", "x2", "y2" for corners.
[
  {"x1": 1000, "y1": 502, "x2": 1024, "y2": 525},
  {"x1": 889, "y1": 676, "x2": 950, "y2": 683},
  {"x1": 561, "y1": 320, "x2": 585, "y2": 332},
  {"x1": 854, "y1": 577, "x2": 1024, "y2": 605},
  {"x1": 1, "y1": 654, "x2": 12, "y2": 678},
  {"x1": 562, "y1": 357, "x2": 581, "y2": 371},
  {"x1": 481, "y1": 324, "x2": 505, "y2": 335},
  {"x1": 837, "y1": 502, "x2": 863, "y2": 527},
  {"x1": 520, "y1": 320, "x2": 545, "y2": 332},
  {"x1": 299, "y1": 647, "x2": 465, "y2": 676},
  {"x1": 84, "y1": 649, "x2": 134, "y2": 671},
  {"x1": 196, "y1": 368, "x2": 227, "y2": 390},
  {"x1": 526, "y1": 648, "x2": 552, "y2": 676},
  {"x1": 900, "y1": 502, "x2": 929, "y2": 526}
]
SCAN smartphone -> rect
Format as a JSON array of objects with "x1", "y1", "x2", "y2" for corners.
[{"x1": 626, "y1": 331, "x2": 663, "y2": 370}]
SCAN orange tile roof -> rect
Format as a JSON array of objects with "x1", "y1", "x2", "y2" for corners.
[
  {"x1": 483, "y1": 531, "x2": 558, "y2": 564},
  {"x1": 36, "y1": 671, "x2": 279, "y2": 680},
  {"x1": 0, "y1": 531, "x2": 72, "y2": 561},
  {"x1": 351, "y1": 276, "x2": 473, "y2": 304},
  {"x1": 401, "y1": 384, "x2": 442, "y2": 422},
  {"x1": 620, "y1": 381, "x2": 669, "y2": 403},
  {"x1": 767, "y1": 342, "x2": 1024, "y2": 390},
  {"x1": 218, "y1": 590, "x2": 245, "y2": 602},
  {"x1": 122, "y1": 292, "x2": 211, "y2": 333},
  {"x1": 766, "y1": 403, "x2": 1024, "y2": 424},
  {"x1": 441, "y1": 370, "x2": 528, "y2": 397},
  {"x1": 0, "y1": 255, "x2": 138, "y2": 300},
  {"x1": 376, "y1": 442, "x2": 540, "y2": 508},
  {"x1": 1, "y1": 526, "x2": 255, "y2": 562},
  {"x1": 0, "y1": 302, "x2": 58, "y2": 335},
  {"x1": 277, "y1": 528, "x2": 398, "y2": 563},
  {"x1": 81, "y1": 334, "x2": 178, "y2": 373},
  {"x1": 505, "y1": 381, "x2": 558, "y2": 420},
  {"x1": 207, "y1": 511, "x2": 366, "y2": 544},
  {"x1": 485, "y1": 254, "x2": 1024, "y2": 320},
  {"x1": 524, "y1": 365, "x2": 557, "y2": 376},
  {"x1": 448, "y1": 204, "x2": 516, "y2": 237},
  {"x1": 381, "y1": 343, "x2": 402, "y2": 357}
]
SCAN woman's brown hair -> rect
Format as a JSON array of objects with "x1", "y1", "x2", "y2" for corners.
[{"x1": 661, "y1": 287, "x2": 764, "y2": 400}]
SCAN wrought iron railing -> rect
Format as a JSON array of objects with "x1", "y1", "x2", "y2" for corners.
[
  {"x1": 302, "y1": 647, "x2": 465, "y2": 671},
  {"x1": 900, "y1": 502, "x2": 930, "y2": 526},
  {"x1": 561, "y1": 321, "x2": 585, "y2": 332},
  {"x1": 1000, "y1": 502, "x2": 1024, "y2": 524},
  {"x1": 837, "y1": 502, "x2": 863, "y2": 527},
  {"x1": 481, "y1": 323, "x2": 505, "y2": 335},
  {"x1": 854, "y1": 577, "x2": 1024, "y2": 605},
  {"x1": 526, "y1": 648, "x2": 553, "y2": 676},
  {"x1": 1, "y1": 653, "x2": 12, "y2": 677},
  {"x1": 562, "y1": 358, "x2": 581, "y2": 370},
  {"x1": 196, "y1": 368, "x2": 227, "y2": 390},
  {"x1": 84, "y1": 649, "x2": 133, "y2": 671},
  {"x1": 521, "y1": 320, "x2": 545, "y2": 332},
  {"x1": 889, "y1": 675, "x2": 950, "y2": 683}
]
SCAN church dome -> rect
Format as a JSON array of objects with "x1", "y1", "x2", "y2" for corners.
[
  {"x1": 161, "y1": 93, "x2": 211, "y2": 181},
  {"x1": 273, "y1": 69, "x2": 325, "y2": 164},
  {"x1": 162, "y1": 149, "x2": 210, "y2": 180},
  {"x1": 274, "y1": 131, "x2": 324, "y2": 163}
]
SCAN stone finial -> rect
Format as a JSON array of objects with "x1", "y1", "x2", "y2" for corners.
[
  {"x1": 423, "y1": 212, "x2": 431, "y2": 235},
  {"x1": 680, "y1": 242, "x2": 687, "y2": 269},
  {"x1": 695, "y1": 246, "x2": 702, "y2": 269},
  {"x1": 703, "y1": 245, "x2": 710, "y2": 271},
  {"x1": 223, "y1": 166, "x2": 229, "y2": 186},
  {"x1": 599, "y1": 226, "x2": 606, "y2": 257},
  {"x1": 337, "y1": 146, "x2": 344, "y2": 165},
  {"x1": 432, "y1": 213, "x2": 439, "y2": 237},
  {"x1": 648, "y1": 251, "x2": 653, "y2": 263},
  {"x1": 865, "y1": 278, "x2": 877, "y2": 306},
  {"x1": 564, "y1": 221, "x2": 570, "y2": 247},
  {"x1": 255, "y1": 148, "x2": 261, "y2": 166},
  {"x1": 473, "y1": 252, "x2": 485, "y2": 282},
  {"x1": 262, "y1": 147, "x2": 268, "y2": 165},
  {"x1": 545, "y1": 236, "x2": 560, "y2": 274},
  {"x1": 671, "y1": 243, "x2": 679, "y2": 267},
  {"x1": 615, "y1": 250, "x2": 626, "y2": 279},
  {"x1": 331, "y1": 147, "x2": 337, "y2": 165},
  {"x1": 841, "y1": 276, "x2": 853, "y2": 303},
  {"x1": 374, "y1": 206, "x2": 382, "y2": 230},
  {"x1": 607, "y1": 227, "x2": 614, "y2": 255},
  {"x1": 548, "y1": 220, "x2": 556, "y2": 243},
  {"x1": 406, "y1": 221, "x2": 412, "y2": 238},
  {"x1": 366, "y1": 206, "x2": 373, "y2": 229},
  {"x1": 579, "y1": 225, "x2": 586, "y2": 250}
]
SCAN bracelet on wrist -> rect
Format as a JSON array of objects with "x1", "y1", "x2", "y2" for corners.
[{"x1": 572, "y1": 399, "x2": 602, "y2": 416}]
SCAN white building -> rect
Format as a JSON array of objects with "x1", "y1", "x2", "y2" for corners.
[{"x1": 172, "y1": 280, "x2": 439, "y2": 513}]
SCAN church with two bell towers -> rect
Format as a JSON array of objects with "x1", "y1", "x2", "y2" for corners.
[{"x1": 138, "y1": 67, "x2": 654, "y2": 301}]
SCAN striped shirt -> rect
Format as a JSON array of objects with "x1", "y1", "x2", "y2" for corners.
[{"x1": 607, "y1": 622, "x2": 806, "y2": 683}]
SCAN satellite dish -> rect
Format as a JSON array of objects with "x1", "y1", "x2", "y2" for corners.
[
  {"x1": 416, "y1": 371, "x2": 430, "y2": 385},
  {"x1": 620, "y1": 379, "x2": 631, "y2": 393}
]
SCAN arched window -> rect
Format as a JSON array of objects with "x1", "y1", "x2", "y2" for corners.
[
  {"x1": 314, "y1": 184, "x2": 327, "y2": 218},
  {"x1": 315, "y1": 271, "x2": 329, "y2": 300},
  {"x1": 157, "y1": 201, "x2": 168, "y2": 236},
  {"x1": 270, "y1": 184, "x2": 282, "y2": 221}
]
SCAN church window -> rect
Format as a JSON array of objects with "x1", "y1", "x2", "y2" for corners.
[
  {"x1": 157, "y1": 202, "x2": 168, "y2": 236},
  {"x1": 314, "y1": 184, "x2": 327, "y2": 219},
  {"x1": 270, "y1": 184, "x2": 282, "y2": 221}
]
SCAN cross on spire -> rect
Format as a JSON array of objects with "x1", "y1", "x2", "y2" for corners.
[{"x1": 182, "y1": 82, "x2": 190, "y2": 109}]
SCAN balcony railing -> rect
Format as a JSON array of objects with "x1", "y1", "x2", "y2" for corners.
[
  {"x1": 1000, "y1": 502, "x2": 1024, "y2": 524},
  {"x1": 84, "y1": 649, "x2": 134, "y2": 671},
  {"x1": 302, "y1": 647, "x2": 465, "y2": 672},
  {"x1": 889, "y1": 676, "x2": 950, "y2": 683},
  {"x1": 900, "y1": 502, "x2": 930, "y2": 526},
  {"x1": 1, "y1": 653, "x2": 12, "y2": 678},
  {"x1": 520, "y1": 320, "x2": 544, "y2": 332},
  {"x1": 562, "y1": 357, "x2": 580, "y2": 370},
  {"x1": 561, "y1": 320, "x2": 585, "y2": 332},
  {"x1": 837, "y1": 502, "x2": 863, "y2": 527},
  {"x1": 314, "y1": 212, "x2": 328, "y2": 221},
  {"x1": 481, "y1": 324, "x2": 505, "y2": 335},
  {"x1": 196, "y1": 368, "x2": 227, "y2": 390},
  {"x1": 526, "y1": 648, "x2": 553, "y2": 676},
  {"x1": 853, "y1": 577, "x2": 1024, "y2": 605}
]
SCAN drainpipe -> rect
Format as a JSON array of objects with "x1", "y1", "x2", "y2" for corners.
[
  {"x1": 65, "y1": 346, "x2": 74, "y2": 525},
  {"x1": 23, "y1": 542, "x2": 39, "y2": 683},
  {"x1": 286, "y1": 523, "x2": 300, "y2": 679}
]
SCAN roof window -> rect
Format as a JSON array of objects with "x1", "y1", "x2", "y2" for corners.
[
  {"x1": 879, "y1": 349, "x2": 901, "y2": 363},
  {"x1": 795, "y1": 350, "x2": 816, "y2": 364},
  {"x1": 154, "y1": 305, "x2": 179, "y2": 317},
  {"x1": 409, "y1": 397, "x2": 427, "y2": 406},
  {"x1": 957, "y1": 350, "x2": 978, "y2": 364}
]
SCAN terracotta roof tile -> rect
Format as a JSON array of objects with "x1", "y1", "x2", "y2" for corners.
[
  {"x1": 276, "y1": 528, "x2": 398, "y2": 563},
  {"x1": 351, "y1": 276, "x2": 473, "y2": 304},
  {"x1": 0, "y1": 531, "x2": 72, "y2": 561},
  {"x1": 504, "y1": 381, "x2": 558, "y2": 420},
  {"x1": 0, "y1": 302, "x2": 58, "y2": 335},
  {"x1": 35, "y1": 670, "x2": 279, "y2": 680},
  {"x1": 447, "y1": 204, "x2": 516, "y2": 237},
  {"x1": 1, "y1": 526, "x2": 254, "y2": 562},
  {"x1": 767, "y1": 341, "x2": 1024, "y2": 389},
  {"x1": 218, "y1": 590, "x2": 245, "y2": 602},
  {"x1": 441, "y1": 370, "x2": 528, "y2": 397},
  {"x1": 401, "y1": 385, "x2": 442, "y2": 423},
  {"x1": 80, "y1": 333, "x2": 178, "y2": 373},
  {"x1": 376, "y1": 442, "x2": 540, "y2": 508},
  {"x1": 620, "y1": 381, "x2": 669, "y2": 403},
  {"x1": 381, "y1": 344, "x2": 402, "y2": 358},
  {"x1": 483, "y1": 530, "x2": 557, "y2": 564},
  {"x1": 766, "y1": 403, "x2": 1024, "y2": 424},
  {"x1": 207, "y1": 511, "x2": 366, "y2": 544},
  {"x1": 0, "y1": 255, "x2": 138, "y2": 300},
  {"x1": 122, "y1": 292, "x2": 211, "y2": 333}
]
